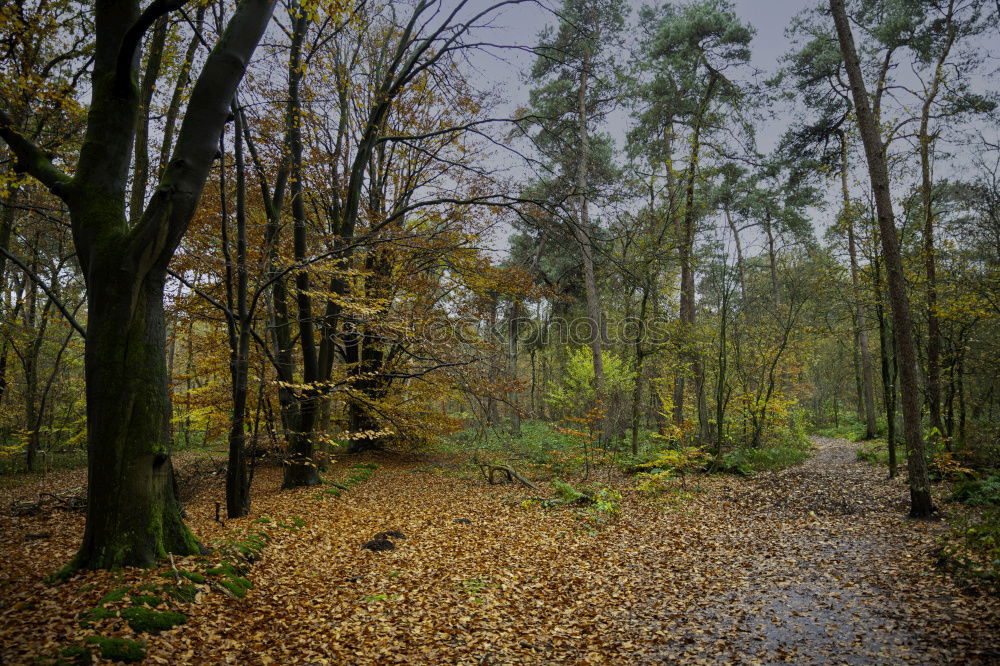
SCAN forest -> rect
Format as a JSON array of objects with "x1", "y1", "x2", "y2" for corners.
[{"x1": 1, "y1": 0, "x2": 999, "y2": 662}]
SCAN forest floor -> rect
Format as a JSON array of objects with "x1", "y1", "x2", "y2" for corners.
[{"x1": 1, "y1": 436, "x2": 998, "y2": 664}]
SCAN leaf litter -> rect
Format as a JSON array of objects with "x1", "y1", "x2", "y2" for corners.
[{"x1": 1, "y1": 437, "x2": 998, "y2": 664}]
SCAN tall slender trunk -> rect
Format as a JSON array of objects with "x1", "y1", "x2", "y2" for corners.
[
  {"x1": 715, "y1": 267, "x2": 729, "y2": 457},
  {"x1": 764, "y1": 212, "x2": 779, "y2": 304},
  {"x1": 673, "y1": 74, "x2": 716, "y2": 428},
  {"x1": 723, "y1": 201, "x2": 745, "y2": 297},
  {"x1": 282, "y1": 8, "x2": 319, "y2": 487},
  {"x1": 630, "y1": 287, "x2": 649, "y2": 455},
  {"x1": 876, "y1": 275, "x2": 898, "y2": 478},
  {"x1": 831, "y1": 0, "x2": 933, "y2": 516},
  {"x1": 509, "y1": 300, "x2": 522, "y2": 436},
  {"x1": 919, "y1": 1, "x2": 955, "y2": 439},
  {"x1": 129, "y1": 16, "x2": 168, "y2": 217},
  {"x1": 225, "y1": 103, "x2": 251, "y2": 517},
  {"x1": 841, "y1": 133, "x2": 877, "y2": 438},
  {"x1": 573, "y1": 49, "x2": 605, "y2": 400}
]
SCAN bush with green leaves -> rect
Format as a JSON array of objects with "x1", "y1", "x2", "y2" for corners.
[
  {"x1": 545, "y1": 347, "x2": 635, "y2": 423},
  {"x1": 949, "y1": 476, "x2": 1000, "y2": 507}
]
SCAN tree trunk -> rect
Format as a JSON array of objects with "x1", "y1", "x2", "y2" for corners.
[
  {"x1": 225, "y1": 104, "x2": 251, "y2": 518},
  {"x1": 841, "y1": 134, "x2": 877, "y2": 439},
  {"x1": 831, "y1": 0, "x2": 933, "y2": 516},
  {"x1": 76, "y1": 267, "x2": 200, "y2": 569},
  {"x1": 630, "y1": 287, "x2": 649, "y2": 455},
  {"x1": 573, "y1": 49, "x2": 605, "y2": 401},
  {"x1": 509, "y1": 300, "x2": 522, "y2": 436},
  {"x1": 918, "y1": 4, "x2": 955, "y2": 440},
  {"x1": 673, "y1": 74, "x2": 716, "y2": 427}
]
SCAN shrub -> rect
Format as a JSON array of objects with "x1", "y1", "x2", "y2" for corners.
[{"x1": 949, "y1": 476, "x2": 1000, "y2": 507}]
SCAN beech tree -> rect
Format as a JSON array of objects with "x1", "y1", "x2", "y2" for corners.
[{"x1": 0, "y1": 0, "x2": 276, "y2": 568}]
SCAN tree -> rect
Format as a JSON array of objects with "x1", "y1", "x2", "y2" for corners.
[
  {"x1": 632, "y1": 0, "x2": 753, "y2": 432},
  {"x1": 0, "y1": 0, "x2": 277, "y2": 568},
  {"x1": 830, "y1": 0, "x2": 934, "y2": 517},
  {"x1": 524, "y1": 0, "x2": 626, "y2": 412}
]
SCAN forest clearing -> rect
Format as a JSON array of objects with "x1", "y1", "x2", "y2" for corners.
[
  {"x1": 2, "y1": 0, "x2": 1000, "y2": 662},
  {"x1": 2, "y1": 437, "x2": 999, "y2": 664}
]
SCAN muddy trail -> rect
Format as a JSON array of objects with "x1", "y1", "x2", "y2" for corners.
[{"x1": 1, "y1": 438, "x2": 998, "y2": 664}]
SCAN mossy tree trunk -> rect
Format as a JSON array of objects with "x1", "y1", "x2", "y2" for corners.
[
  {"x1": 0, "y1": 0, "x2": 276, "y2": 568},
  {"x1": 77, "y1": 262, "x2": 199, "y2": 568}
]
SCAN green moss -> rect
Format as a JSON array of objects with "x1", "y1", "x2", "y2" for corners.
[
  {"x1": 351, "y1": 462, "x2": 378, "y2": 470},
  {"x1": 56, "y1": 645, "x2": 94, "y2": 665},
  {"x1": 159, "y1": 568, "x2": 207, "y2": 584},
  {"x1": 205, "y1": 562, "x2": 240, "y2": 578},
  {"x1": 232, "y1": 576, "x2": 252, "y2": 590},
  {"x1": 219, "y1": 578, "x2": 249, "y2": 598},
  {"x1": 98, "y1": 587, "x2": 129, "y2": 606},
  {"x1": 130, "y1": 594, "x2": 164, "y2": 607},
  {"x1": 252, "y1": 516, "x2": 272, "y2": 524},
  {"x1": 78, "y1": 606, "x2": 117, "y2": 628},
  {"x1": 84, "y1": 636, "x2": 146, "y2": 663},
  {"x1": 44, "y1": 562, "x2": 77, "y2": 585},
  {"x1": 120, "y1": 606, "x2": 187, "y2": 634},
  {"x1": 138, "y1": 583, "x2": 161, "y2": 592},
  {"x1": 162, "y1": 583, "x2": 197, "y2": 603}
]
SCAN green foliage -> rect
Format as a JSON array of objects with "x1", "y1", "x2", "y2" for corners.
[
  {"x1": 586, "y1": 487, "x2": 622, "y2": 523},
  {"x1": 551, "y1": 478, "x2": 585, "y2": 503},
  {"x1": 814, "y1": 418, "x2": 873, "y2": 442},
  {"x1": 937, "y1": 508, "x2": 1000, "y2": 594},
  {"x1": 949, "y1": 476, "x2": 1000, "y2": 507},
  {"x1": 545, "y1": 348, "x2": 635, "y2": 416},
  {"x1": 83, "y1": 636, "x2": 146, "y2": 663},
  {"x1": 718, "y1": 440, "x2": 812, "y2": 476},
  {"x1": 119, "y1": 606, "x2": 187, "y2": 634}
]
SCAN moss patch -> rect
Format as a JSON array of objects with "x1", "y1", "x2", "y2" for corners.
[
  {"x1": 119, "y1": 606, "x2": 187, "y2": 634},
  {"x1": 129, "y1": 594, "x2": 164, "y2": 607},
  {"x1": 159, "y1": 569, "x2": 206, "y2": 584},
  {"x1": 162, "y1": 583, "x2": 197, "y2": 603},
  {"x1": 77, "y1": 606, "x2": 117, "y2": 628},
  {"x1": 84, "y1": 636, "x2": 146, "y2": 663},
  {"x1": 98, "y1": 587, "x2": 129, "y2": 606},
  {"x1": 219, "y1": 578, "x2": 251, "y2": 599}
]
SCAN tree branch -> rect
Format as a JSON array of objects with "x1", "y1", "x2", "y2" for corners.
[
  {"x1": 0, "y1": 246, "x2": 86, "y2": 338},
  {"x1": 0, "y1": 108, "x2": 72, "y2": 198},
  {"x1": 115, "y1": 0, "x2": 191, "y2": 93}
]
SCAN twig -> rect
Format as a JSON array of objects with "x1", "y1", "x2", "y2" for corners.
[{"x1": 168, "y1": 553, "x2": 182, "y2": 584}]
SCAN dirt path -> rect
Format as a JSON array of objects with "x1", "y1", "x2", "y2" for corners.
[
  {"x1": 1, "y1": 438, "x2": 998, "y2": 664},
  {"x1": 644, "y1": 435, "x2": 994, "y2": 664}
]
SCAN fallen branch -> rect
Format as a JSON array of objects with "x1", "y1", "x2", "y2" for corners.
[
  {"x1": 477, "y1": 463, "x2": 538, "y2": 490},
  {"x1": 9, "y1": 488, "x2": 86, "y2": 516}
]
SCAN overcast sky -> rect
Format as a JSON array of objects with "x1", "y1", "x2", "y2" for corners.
[
  {"x1": 442, "y1": 0, "x2": 997, "y2": 256},
  {"x1": 456, "y1": 0, "x2": 815, "y2": 254}
]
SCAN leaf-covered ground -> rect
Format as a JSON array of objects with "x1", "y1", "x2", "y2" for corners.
[{"x1": 1, "y1": 437, "x2": 998, "y2": 664}]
